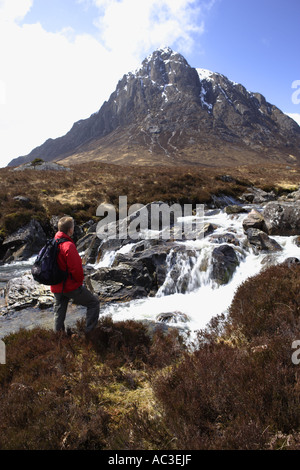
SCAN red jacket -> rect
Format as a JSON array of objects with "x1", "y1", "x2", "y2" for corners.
[{"x1": 50, "y1": 231, "x2": 84, "y2": 293}]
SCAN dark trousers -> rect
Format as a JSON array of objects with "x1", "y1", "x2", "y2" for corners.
[{"x1": 54, "y1": 285, "x2": 100, "y2": 333}]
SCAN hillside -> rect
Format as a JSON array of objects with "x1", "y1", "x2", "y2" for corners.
[
  {"x1": 8, "y1": 47, "x2": 300, "y2": 168},
  {"x1": 1, "y1": 161, "x2": 300, "y2": 239}
]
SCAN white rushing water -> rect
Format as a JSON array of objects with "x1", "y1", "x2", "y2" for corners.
[
  {"x1": 92, "y1": 208, "x2": 300, "y2": 340},
  {"x1": 1, "y1": 207, "x2": 300, "y2": 340}
]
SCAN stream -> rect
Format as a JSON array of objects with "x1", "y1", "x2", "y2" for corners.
[{"x1": 1, "y1": 204, "x2": 300, "y2": 341}]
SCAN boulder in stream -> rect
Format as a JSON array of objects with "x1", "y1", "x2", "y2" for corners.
[
  {"x1": 211, "y1": 244, "x2": 239, "y2": 285},
  {"x1": 262, "y1": 201, "x2": 300, "y2": 236},
  {"x1": 2, "y1": 271, "x2": 54, "y2": 313},
  {"x1": 245, "y1": 228, "x2": 283, "y2": 253}
]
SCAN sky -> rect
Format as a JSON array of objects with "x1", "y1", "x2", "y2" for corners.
[{"x1": 0, "y1": 0, "x2": 299, "y2": 167}]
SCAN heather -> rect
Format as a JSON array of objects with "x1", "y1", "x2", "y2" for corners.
[{"x1": 1, "y1": 262, "x2": 300, "y2": 450}]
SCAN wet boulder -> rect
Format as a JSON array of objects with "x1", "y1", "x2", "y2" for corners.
[
  {"x1": 211, "y1": 244, "x2": 239, "y2": 285},
  {"x1": 156, "y1": 311, "x2": 190, "y2": 324},
  {"x1": 245, "y1": 228, "x2": 283, "y2": 253},
  {"x1": 86, "y1": 243, "x2": 175, "y2": 303}
]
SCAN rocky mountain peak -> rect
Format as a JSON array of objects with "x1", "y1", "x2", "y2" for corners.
[{"x1": 8, "y1": 47, "x2": 300, "y2": 168}]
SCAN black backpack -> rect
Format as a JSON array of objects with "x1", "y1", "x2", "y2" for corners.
[{"x1": 31, "y1": 238, "x2": 68, "y2": 286}]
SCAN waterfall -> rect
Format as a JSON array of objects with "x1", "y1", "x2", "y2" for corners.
[
  {"x1": 1, "y1": 205, "x2": 300, "y2": 340},
  {"x1": 98, "y1": 207, "x2": 300, "y2": 339}
]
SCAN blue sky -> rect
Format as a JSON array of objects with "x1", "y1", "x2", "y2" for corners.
[{"x1": 0, "y1": 0, "x2": 299, "y2": 167}]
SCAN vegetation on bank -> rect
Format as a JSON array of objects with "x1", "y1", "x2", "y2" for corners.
[
  {"x1": 0, "y1": 161, "x2": 299, "y2": 238},
  {"x1": 1, "y1": 262, "x2": 300, "y2": 450}
]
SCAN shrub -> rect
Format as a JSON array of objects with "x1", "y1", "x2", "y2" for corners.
[
  {"x1": 228, "y1": 263, "x2": 300, "y2": 340},
  {"x1": 3, "y1": 211, "x2": 33, "y2": 233},
  {"x1": 1, "y1": 263, "x2": 300, "y2": 450}
]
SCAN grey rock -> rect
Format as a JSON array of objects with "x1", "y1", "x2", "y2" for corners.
[
  {"x1": 241, "y1": 187, "x2": 276, "y2": 204},
  {"x1": 1, "y1": 219, "x2": 47, "y2": 262},
  {"x1": 283, "y1": 257, "x2": 300, "y2": 267},
  {"x1": 262, "y1": 201, "x2": 300, "y2": 235},
  {"x1": 2, "y1": 271, "x2": 53, "y2": 312},
  {"x1": 245, "y1": 228, "x2": 282, "y2": 253},
  {"x1": 211, "y1": 244, "x2": 239, "y2": 285},
  {"x1": 242, "y1": 208, "x2": 266, "y2": 232},
  {"x1": 12, "y1": 161, "x2": 70, "y2": 171},
  {"x1": 156, "y1": 311, "x2": 190, "y2": 324}
]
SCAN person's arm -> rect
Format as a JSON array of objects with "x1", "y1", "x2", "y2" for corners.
[{"x1": 65, "y1": 243, "x2": 84, "y2": 283}]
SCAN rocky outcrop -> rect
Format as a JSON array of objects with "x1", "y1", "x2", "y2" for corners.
[
  {"x1": 86, "y1": 242, "x2": 180, "y2": 302},
  {"x1": 2, "y1": 272, "x2": 53, "y2": 312},
  {"x1": 262, "y1": 201, "x2": 300, "y2": 235},
  {"x1": 0, "y1": 219, "x2": 47, "y2": 263},
  {"x1": 240, "y1": 187, "x2": 277, "y2": 204},
  {"x1": 12, "y1": 161, "x2": 70, "y2": 171}
]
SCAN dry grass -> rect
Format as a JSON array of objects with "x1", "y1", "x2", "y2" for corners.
[{"x1": 0, "y1": 161, "x2": 299, "y2": 237}]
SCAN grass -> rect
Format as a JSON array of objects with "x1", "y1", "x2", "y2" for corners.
[
  {"x1": 1, "y1": 263, "x2": 300, "y2": 450},
  {"x1": 0, "y1": 161, "x2": 299, "y2": 237}
]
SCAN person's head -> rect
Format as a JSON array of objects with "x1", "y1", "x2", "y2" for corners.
[{"x1": 58, "y1": 216, "x2": 74, "y2": 236}]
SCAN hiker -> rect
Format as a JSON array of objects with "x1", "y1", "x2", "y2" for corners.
[{"x1": 51, "y1": 216, "x2": 100, "y2": 334}]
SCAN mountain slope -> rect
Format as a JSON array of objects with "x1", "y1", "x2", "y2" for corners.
[{"x1": 8, "y1": 47, "x2": 300, "y2": 167}]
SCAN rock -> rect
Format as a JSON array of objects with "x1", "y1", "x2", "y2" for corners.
[
  {"x1": 288, "y1": 188, "x2": 300, "y2": 201},
  {"x1": 12, "y1": 161, "x2": 70, "y2": 171},
  {"x1": 0, "y1": 219, "x2": 47, "y2": 263},
  {"x1": 203, "y1": 223, "x2": 219, "y2": 236},
  {"x1": 3, "y1": 271, "x2": 53, "y2": 312},
  {"x1": 219, "y1": 175, "x2": 236, "y2": 183},
  {"x1": 245, "y1": 228, "x2": 283, "y2": 253},
  {"x1": 210, "y1": 194, "x2": 241, "y2": 208},
  {"x1": 86, "y1": 242, "x2": 190, "y2": 302},
  {"x1": 86, "y1": 261, "x2": 153, "y2": 303},
  {"x1": 241, "y1": 187, "x2": 276, "y2": 204},
  {"x1": 262, "y1": 201, "x2": 300, "y2": 235},
  {"x1": 225, "y1": 205, "x2": 248, "y2": 214},
  {"x1": 13, "y1": 196, "x2": 32, "y2": 207},
  {"x1": 156, "y1": 311, "x2": 190, "y2": 324},
  {"x1": 283, "y1": 257, "x2": 300, "y2": 267},
  {"x1": 209, "y1": 232, "x2": 240, "y2": 246},
  {"x1": 211, "y1": 244, "x2": 239, "y2": 285},
  {"x1": 77, "y1": 233, "x2": 102, "y2": 265},
  {"x1": 242, "y1": 209, "x2": 266, "y2": 232},
  {"x1": 98, "y1": 200, "x2": 179, "y2": 242}
]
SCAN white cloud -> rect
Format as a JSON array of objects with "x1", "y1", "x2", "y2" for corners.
[
  {"x1": 0, "y1": 0, "x2": 33, "y2": 22},
  {"x1": 93, "y1": 0, "x2": 207, "y2": 62},
  {"x1": 0, "y1": 0, "x2": 212, "y2": 166},
  {"x1": 286, "y1": 113, "x2": 300, "y2": 126}
]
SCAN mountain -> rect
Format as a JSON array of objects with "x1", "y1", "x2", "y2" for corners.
[{"x1": 8, "y1": 47, "x2": 300, "y2": 168}]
